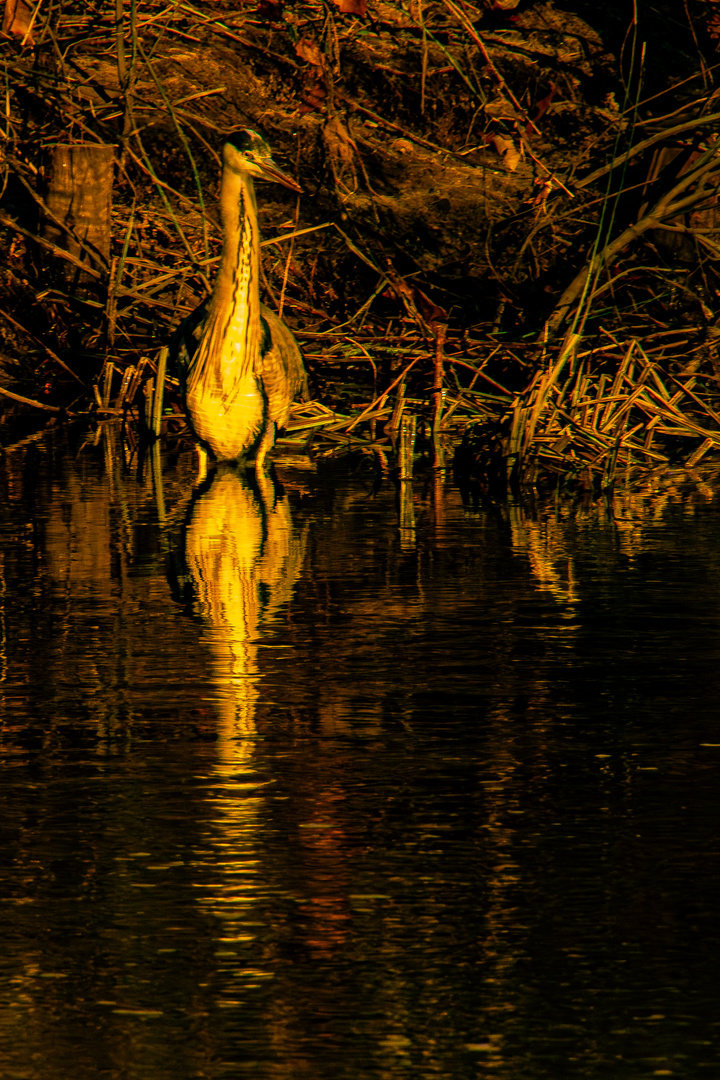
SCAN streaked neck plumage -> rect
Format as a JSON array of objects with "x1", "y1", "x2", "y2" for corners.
[
  {"x1": 209, "y1": 161, "x2": 263, "y2": 384},
  {"x1": 183, "y1": 157, "x2": 267, "y2": 460}
]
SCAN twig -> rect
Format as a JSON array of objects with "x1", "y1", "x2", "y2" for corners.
[
  {"x1": 0, "y1": 385, "x2": 70, "y2": 413},
  {"x1": 345, "y1": 358, "x2": 420, "y2": 432}
]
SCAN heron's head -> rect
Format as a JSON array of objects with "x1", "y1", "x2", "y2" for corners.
[{"x1": 223, "y1": 130, "x2": 302, "y2": 193}]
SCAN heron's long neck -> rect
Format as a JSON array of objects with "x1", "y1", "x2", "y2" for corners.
[{"x1": 211, "y1": 165, "x2": 262, "y2": 379}]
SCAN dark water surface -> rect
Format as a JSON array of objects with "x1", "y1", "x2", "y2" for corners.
[{"x1": 1, "y1": 429, "x2": 719, "y2": 1079}]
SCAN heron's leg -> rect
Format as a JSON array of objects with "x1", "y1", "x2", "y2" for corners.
[
  {"x1": 195, "y1": 444, "x2": 209, "y2": 485},
  {"x1": 254, "y1": 420, "x2": 276, "y2": 473},
  {"x1": 254, "y1": 464, "x2": 275, "y2": 514}
]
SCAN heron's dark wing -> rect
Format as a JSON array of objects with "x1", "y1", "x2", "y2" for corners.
[
  {"x1": 167, "y1": 298, "x2": 209, "y2": 381},
  {"x1": 257, "y1": 306, "x2": 309, "y2": 430}
]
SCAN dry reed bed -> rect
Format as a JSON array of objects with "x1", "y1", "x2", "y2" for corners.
[{"x1": 3, "y1": 2, "x2": 720, "y2": 492}]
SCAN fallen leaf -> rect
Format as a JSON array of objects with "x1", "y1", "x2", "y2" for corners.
[
  {"x1": 2, "y1": 0, "x2": 35, "y2": 44},
  {"x1": 333, "y1": 0, "x2": 367, "y2": 14},
  {"x1": 490, "y1": 134, "x2": 521, "y2": 172},
  {"x1": 296, "y1": 37, "x2": 325, "y2": 68}
]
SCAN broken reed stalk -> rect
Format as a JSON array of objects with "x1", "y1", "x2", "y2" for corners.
[
  {"x1": 398, "y1": 411, "x2": 416, "y2": 481},
  {"x1": 101, "y1": 362, "x2": 114, "y2": 408},
  {"x1": 387, "y1": 376, "x2": 406, "y2": 437},
  {"x1": 151, "y1": 347, "x2": 169, "y2": 437}
]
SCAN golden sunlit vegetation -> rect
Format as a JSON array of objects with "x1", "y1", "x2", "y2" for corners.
[{"x1": 3, "y1": 0, "x2": 720, "y2": 496}]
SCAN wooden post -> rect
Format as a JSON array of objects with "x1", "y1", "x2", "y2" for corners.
[{"x1": 42, "y1": 143, "x2": 116, "y2": 289}]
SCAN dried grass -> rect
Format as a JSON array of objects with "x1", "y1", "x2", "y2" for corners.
[{"x1": 2, "y1": 0, "x2": 720, "y2": 494}]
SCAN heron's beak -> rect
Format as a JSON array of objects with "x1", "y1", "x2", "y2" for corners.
[{"x1": 257, "y1": 159, "x2": 302, "y2": 194}]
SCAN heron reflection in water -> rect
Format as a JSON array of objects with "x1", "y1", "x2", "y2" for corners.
[
  {"x1": 170, "y1": 130, "x2": 308, "y2": 471},
  {"x1": 173, "y1": 466, "x2": 307, "y2": 776}
]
